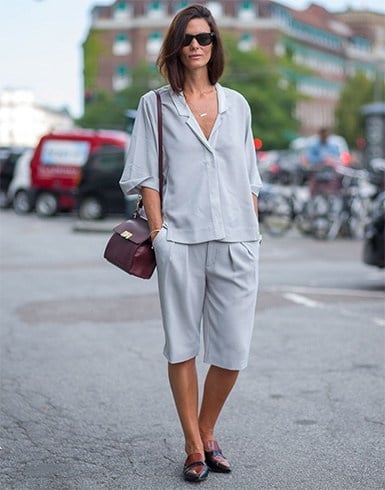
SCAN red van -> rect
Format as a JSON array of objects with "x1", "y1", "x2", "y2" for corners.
[{"x1": 30, "y1": 129, "x2": 128, "y2": 216}]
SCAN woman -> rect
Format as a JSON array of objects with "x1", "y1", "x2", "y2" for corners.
[{"x1": 120, "y1": 4, "x2": 262, "y2": 483}]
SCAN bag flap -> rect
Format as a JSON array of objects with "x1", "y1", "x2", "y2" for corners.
[{"x1": 113, "y1": 217, "x2": 150, "y2": 244}]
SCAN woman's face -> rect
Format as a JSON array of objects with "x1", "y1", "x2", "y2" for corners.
[{"x1": 179, "y1": 18, "x2": 213, "y2": 73}]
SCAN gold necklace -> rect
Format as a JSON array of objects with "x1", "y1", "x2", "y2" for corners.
[
  {"x1": 185, "y1": 97, "x2": 208, "y2": 118},
  {"x1": 184, "y1": 89, "x2": 215, "y2": 118}
]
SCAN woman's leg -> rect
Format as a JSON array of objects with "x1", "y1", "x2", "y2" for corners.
[
  {"x1": 198, "y1": 365, "x2": 239, "y2": 443},
  {"x1": 168, "y1": 358, "x2": 203, "y2": 455}
]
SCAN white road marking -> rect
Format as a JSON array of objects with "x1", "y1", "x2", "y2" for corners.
[
  {"x1": 282, "y1": 293, "x2": 323, "y2": 308},
  {"x1": 373, "y1": 317, "x2": 385, "y2": 327},
  {"x1": 266, "y1": 285, "x2": 384, "y2": 299}
]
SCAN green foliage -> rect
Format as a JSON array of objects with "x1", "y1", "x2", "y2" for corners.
[
  {"x1": 335, "y1": 72, "x2": 383, "y2": 148},
  {"x1": 83, "y1": 30, "x2": 105, "y2": 90},
  {"x1": 115, "y1": 62, "x2": 163, "y2": 110},
  {"x1": 76, "y1": 92, "x2": 126, "y2": 129},
  {"x1": 76, "y1": 63, "x2": 163, "y2": 130},
  {"x1": 221, "y1": 34, "x2": 302, "y2": 149}
]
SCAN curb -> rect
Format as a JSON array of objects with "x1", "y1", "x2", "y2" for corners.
[{"x1": 72, "y1": 219, "x2": 118, "y2": 233}]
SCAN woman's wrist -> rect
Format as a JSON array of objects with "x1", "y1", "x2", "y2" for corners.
[{"x1": 150, "y1": 228, "x2": 162, "y2": 240}]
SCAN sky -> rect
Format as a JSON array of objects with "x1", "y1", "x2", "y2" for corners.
[{"x1": 1, "y1": 0, "x2": 384, "y2": 118}]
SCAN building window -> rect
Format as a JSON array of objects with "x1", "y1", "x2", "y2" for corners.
[
  {"x1": 113, "y1": 33, "x2": 131, "y2": 56},
  {"x1": 147, "y1": 32, "x2": 163, "y2": 57},
  {"x1": 147, "y1": 1, "x2": 166, "y2": 18},
  {"x1": 238, "y1": 1, "x2": 256, "y2": 20},
  {"x1": 351, "y1": 36, "x2": 371, "y2": 52},
  {"x1": 113, "y1": 1, "x2": 131, "y2": 20},
  {"x1": 271, "y1": 5, "x2": 291, "y2": 26},
  {"x1": 113, "y1": 65, "x2": 130, "y2": 91},
  {"x1": 238, "y1": 33, "x2": 255, "y2": 52},
  {"x1": 206, "y1": 2, "x2": 223, "y2": 18}
]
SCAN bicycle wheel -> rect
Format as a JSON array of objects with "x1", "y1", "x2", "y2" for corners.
[
  {"x1": 295, "y1": 200, "x2": 313, "y2": 235},
  {"x1": 349, "y1": 195, "x2": 368, "y2": 239},
  {"x1": 262, "y1": 192, "x2": 292, "y2": 237},
  {"x1": 325, "y1": 195, "x2": 343, "y2": 240},
  {"x1": 307, "y1": 195, "x2": 340, "y2": 240}
]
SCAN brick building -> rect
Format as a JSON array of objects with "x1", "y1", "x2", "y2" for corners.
[{"x1": 83, "y1": 0, "x2": 385, "y2": 136}]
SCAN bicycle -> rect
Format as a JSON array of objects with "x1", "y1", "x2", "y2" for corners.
[
  {"x1": 302, "y1": 165, "x2": 373, "y2": 240},
  {"x1": 325, "y1": 166, "x2": 373, "y2": 240},
  {"x1": 258, "y1": 184, "x2": 311, "y2": 237}
]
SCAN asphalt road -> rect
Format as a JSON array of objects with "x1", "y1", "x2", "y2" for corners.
[{"x1": 0, "y1": 210, "x2": 384, "y2": 489}]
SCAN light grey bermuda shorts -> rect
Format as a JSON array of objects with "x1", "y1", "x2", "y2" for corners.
[{"x1": 152, "y1": 227, "x2": 260, "y2": 370}]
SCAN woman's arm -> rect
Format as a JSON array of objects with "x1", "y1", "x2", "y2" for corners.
[
  {"x1": 252, "y1": 194, "x2": 258, "y2": 217},
  {"x1": 141, "y1": 187, "x2": 163, "y2": 240}
]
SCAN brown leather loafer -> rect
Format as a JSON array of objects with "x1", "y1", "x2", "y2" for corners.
[
  {"x1": 183, "y1": 453, "x2": 209, "y2": 482},
  {"x1": 204, "y1": 441, "x2": 231, "y2": 473}
]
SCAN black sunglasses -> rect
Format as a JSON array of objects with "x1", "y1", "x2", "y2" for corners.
[{"x1": 182, "y1": 32, "x2": 215, "y2": 47}]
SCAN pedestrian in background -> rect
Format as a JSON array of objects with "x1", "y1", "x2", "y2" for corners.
[
  {"x1": 120, "y1": 3, "x2": 262, "y2": 483},
  {"x1": 306, "y1": 127, "x2": 341, "y2": 196}
]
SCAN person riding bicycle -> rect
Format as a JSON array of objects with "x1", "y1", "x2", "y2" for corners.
[{"x1": 306, "y1": 127, "x2": 341, "y2": 197}]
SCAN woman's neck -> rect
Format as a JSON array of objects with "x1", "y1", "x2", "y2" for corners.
[{"x1": 183, "y1": 73, "x2": 214, "y2": 97}]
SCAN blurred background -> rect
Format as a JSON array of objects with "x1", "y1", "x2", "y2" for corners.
[
  {"x1": 0, "y1": 0, "x2": 384, "y2": 257},
  {"x1": 1, "y1": 0, "x2": 384, "y2": 145}
]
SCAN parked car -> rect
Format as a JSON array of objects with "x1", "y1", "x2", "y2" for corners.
[
  {"x1": 76, "y1": 147, "x2": 136, "y2": 220},
  {"x1": 30, "y1": 129, "x2": 128, "y2": 217},
  {"x1": 260, "y1": 149, "x2": 307, "y2": 186},
  {"x1": 0, "y1": 147, "x2": 28, "y2": 208},
  {"x1": 256, "y1": 150, "x2": 280, "y2": 181},
  {"x1": 290, "y1": 134, "x2": 352, "y2": 166},
  {"x1": 363, "y1": 191, "x2": 385, "y2": 268},
  {"x1": 7, "y1": 148, "x2": 34, "y2": 214}
]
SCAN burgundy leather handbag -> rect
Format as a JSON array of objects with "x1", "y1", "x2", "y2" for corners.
[{"x1": 103, "y1": 90, "x2": 163, "y2": 279}]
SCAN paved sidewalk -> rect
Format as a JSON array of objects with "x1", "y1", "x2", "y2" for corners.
[{"x1": 0, "y1": 211, "x2": 384, "y2": 489}]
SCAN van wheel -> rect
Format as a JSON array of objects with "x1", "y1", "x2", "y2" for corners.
[
  {"x1": 13, "y1": 190, "x2": 33, "y2": 214},
  {"x1": 36, "y1": 192, "x2": 58, "y2": 217},
  {"x1": 78, "y1": 197, "x2": 104, "y2": 220}
]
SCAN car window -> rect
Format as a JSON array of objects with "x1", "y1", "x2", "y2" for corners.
[{"x1": 91, "y1": 152, "x2": 125, "y2": 173}]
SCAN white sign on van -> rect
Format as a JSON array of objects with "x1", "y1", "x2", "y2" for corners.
[{"x1": 41, "y1": 140, "x2": 91, "y2": 166}]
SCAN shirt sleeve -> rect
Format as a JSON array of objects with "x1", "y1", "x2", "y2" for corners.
[
  {"x1": 120, "y1": 92, "x2": 159, "y2": 196},
  {"x1": 306, "y1": 143, "x2": 320, "y2": 164},
  {"x1": 329, "y1": 143, "x2": 340, "y2": 157},
  {"x1": 244, "y1": 103, "x2": 263, "y2": 196}
]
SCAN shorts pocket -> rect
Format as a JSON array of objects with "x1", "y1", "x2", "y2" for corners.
[
  {"x1": 152, "y1": 227, "x2": 164, "y2": 247},
  {"x1": 240, "y1": 240, "x2": 260, "y2": 259}
]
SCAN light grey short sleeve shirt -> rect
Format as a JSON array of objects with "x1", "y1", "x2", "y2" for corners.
[{"x1": 120, "y1": 84, "x2": 262, "y2": 244}]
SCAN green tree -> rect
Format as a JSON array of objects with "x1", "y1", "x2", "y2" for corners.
[
  {"x1": 335, "y1": 71, "x2": 383, "y2": 148},
  {"x1": 221, "y1": 35, "x2": 302, "y2": 149},
  {"x1": 76, "y1": 91, "x2": 126, "y2": 129},
  {"x1": 76, "y1": 63, "x2": 162, "y2": 130},
  {"x1": 115, "y1": 62, "x2": 163, "y2": 112}
]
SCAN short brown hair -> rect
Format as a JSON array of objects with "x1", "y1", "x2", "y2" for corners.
[{"x1": 157, "y1": 4, "x2": 225, "y2": 92}]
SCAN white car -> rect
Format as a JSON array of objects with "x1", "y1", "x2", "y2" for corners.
[
  {"x1": 290, "y1": 134, "x2": 352, "y2": 166},
  {"x1": 7, "y1": 148, "x2": 34, "y2": 214}
]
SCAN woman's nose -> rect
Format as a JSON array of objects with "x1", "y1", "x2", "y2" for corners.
[{"x1": 189, "y1": 38, "x2": 199, "y2": 48}]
